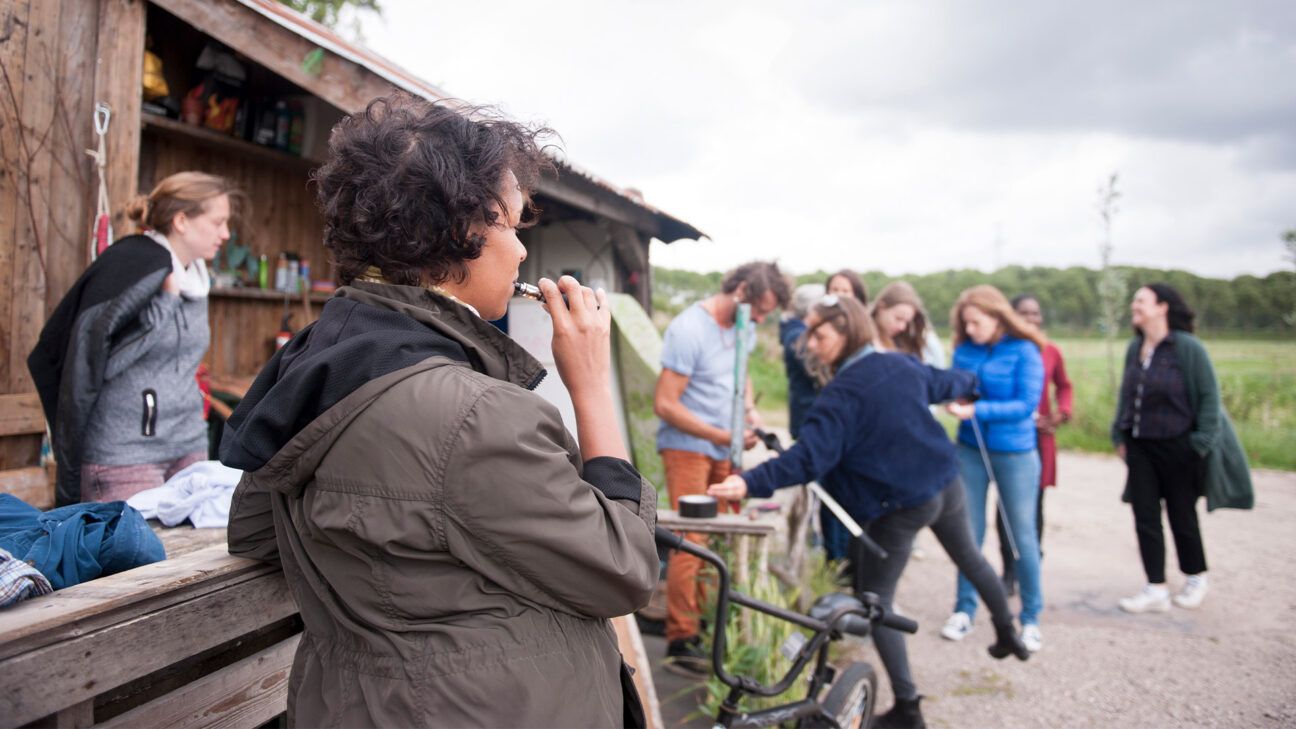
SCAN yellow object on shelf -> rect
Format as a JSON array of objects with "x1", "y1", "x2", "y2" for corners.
[{"x1": 142, "y1": 50, "x2": 168, "y2": 101}]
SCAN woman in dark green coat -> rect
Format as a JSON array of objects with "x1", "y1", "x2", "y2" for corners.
[{"x1": 1111, "y1": 283, "x2": 1252, "y2": 615}]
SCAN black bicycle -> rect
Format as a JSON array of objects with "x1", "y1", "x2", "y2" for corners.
[{"x1": 655, "y1": 526, "x2": 917, "y2": 729}]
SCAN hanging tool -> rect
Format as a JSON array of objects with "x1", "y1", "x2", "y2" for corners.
[
  {"x1": 728, "y1": 301, "x2": 751, "y2": 469},
  {"x1": 86, "y1": 103, "x2": 112, "y2": 259}
]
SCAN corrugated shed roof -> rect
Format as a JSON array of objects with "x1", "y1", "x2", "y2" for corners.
[{"x1": 236, "y1": 0, "x2": 704, "y2": 243}]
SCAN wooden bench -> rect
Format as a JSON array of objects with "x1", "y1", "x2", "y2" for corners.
[
  {"x1": 1, "y1": 526, "x2": 662, "y2": 729},
  {"x1": 0, "y1": 544, "x2": 298, "y2": 729}
]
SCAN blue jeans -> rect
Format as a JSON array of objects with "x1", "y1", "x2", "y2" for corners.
[{"x1": 954, "y1": 445, "x2": 1043, "y2": 625}]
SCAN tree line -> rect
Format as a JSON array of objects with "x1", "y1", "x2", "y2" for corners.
[{"x1": 652, "y1": 264, "x2": 1296, "y2": 335}]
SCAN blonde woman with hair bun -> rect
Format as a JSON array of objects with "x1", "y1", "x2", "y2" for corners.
[{"x1": 29, "y1": 171, "x2": 237, "y2": 505}]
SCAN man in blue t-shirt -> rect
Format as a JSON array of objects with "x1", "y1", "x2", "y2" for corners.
[{"x1": 654, "y1": 261, "x2": 790, "y2": 675}]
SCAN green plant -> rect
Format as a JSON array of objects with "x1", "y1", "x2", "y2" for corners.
[
  {"x1": 690, "y1": 539, "x2": 851, "y2": 719},
  {"x1": 690, "y1": 536, "x2": 805, "y2": 719}
]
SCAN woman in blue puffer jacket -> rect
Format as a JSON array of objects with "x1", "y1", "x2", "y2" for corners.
[{"x1": 942, "y1": 285, "x2": 1047, "y2": 653}]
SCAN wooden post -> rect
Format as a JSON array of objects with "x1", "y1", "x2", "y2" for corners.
[
  {"x1": 92, "y1": 0, "x2": 146, "y2": 236},
  {"x1": 734, "y1": 535, "x2": 751, "y2": 588}
]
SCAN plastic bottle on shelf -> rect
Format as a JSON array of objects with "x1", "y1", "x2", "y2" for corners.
[
  {"x1": 274, "y1": 101, "x2": 291, "y2": 150},
  {"x1": 288, "y1": 100, "x2": 304, "y2": 156},
  {"x1": 258, "y1": 254, "x2": 269, "y2": 289},
  {"x1": 299, "y1": 259, "x2": 310, "y2": 293}
]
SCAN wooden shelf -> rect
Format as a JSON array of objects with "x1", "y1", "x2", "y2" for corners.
[
  {"x1": 141, "y1": 112, "x2": 322, "y2": 170},
  {"x1": 210, "y1": 287, "x2": 332, "y2": 304}
]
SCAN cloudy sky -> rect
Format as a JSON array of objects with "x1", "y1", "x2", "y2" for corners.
[{"x1": 359, "y1": 1, "x2": 1295, "y2": 278}]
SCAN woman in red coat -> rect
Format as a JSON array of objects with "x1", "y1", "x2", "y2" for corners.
[{"x1": 997, "y1": 294, "x2": 1072, "y2": 595}]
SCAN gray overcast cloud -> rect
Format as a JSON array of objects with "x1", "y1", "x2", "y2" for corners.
[{"x1": 362, "y1": 1, "x2": 1296, "y2": 277}]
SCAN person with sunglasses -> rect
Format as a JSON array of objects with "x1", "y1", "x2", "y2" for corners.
[{"x1": 708, "y1": 295, "x2": 1028, "y2": 729}]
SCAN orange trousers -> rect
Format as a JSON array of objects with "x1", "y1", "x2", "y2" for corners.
[{"x1": 661, "y1": 448, "x2": 734, "y2": 642}]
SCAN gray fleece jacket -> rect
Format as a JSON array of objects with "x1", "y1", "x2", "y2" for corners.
[{"x1": 80, "y1": 288, "x2": 209, "y2": 466}]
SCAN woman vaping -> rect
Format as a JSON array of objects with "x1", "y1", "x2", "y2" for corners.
[
  {"x1": 707, "y1": 295, "x2": 1028, "y2": 729},
  {"x1": 222, "y1": 94, "x2": 657, "y2": 727}
]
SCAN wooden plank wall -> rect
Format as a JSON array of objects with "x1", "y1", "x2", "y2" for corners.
[
  {"x1": 139, "y1": 130, "x2": 329, "y2": 377},
  {"x1": 138, "y1": 131, "x2": 328, "y2": 271},
  {"x1": 0, "y1": 0, "x2": 110, "y2": 470}
]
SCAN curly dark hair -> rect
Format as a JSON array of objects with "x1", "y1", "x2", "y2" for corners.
[{"x1": 313, "y1": 93, "x2": 555, "y2": 286}]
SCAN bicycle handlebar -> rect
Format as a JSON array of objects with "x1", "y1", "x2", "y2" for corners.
[
  {"x1": 655, "y1": 526, "x2": 916, "y2": 695},
  {"x1": 880, "y1": 610, "x2": 919, "y2": 634}
]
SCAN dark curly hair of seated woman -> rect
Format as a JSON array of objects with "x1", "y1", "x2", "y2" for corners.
[{"x1": 312, "y1": 92, "x2": 554, "y2": 287}]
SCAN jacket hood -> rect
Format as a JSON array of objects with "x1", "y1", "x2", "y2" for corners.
[{"x1": 219, "y1": 281, "x2": 546, "y2": 494}]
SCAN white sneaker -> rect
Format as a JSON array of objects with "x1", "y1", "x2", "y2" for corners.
[
  {"x1": 941, "y1": 612, "x2": 973, "y2": 641},
  {"x1": 1118, "y1": 585, "x2": 1171, "y2": 613},
  {"x1": 1021, "y1": 623, "x2": 1042, "y2": 653},
  {"x1": 1173, "y1": 574, "x2": 1208, "y2": 609}
]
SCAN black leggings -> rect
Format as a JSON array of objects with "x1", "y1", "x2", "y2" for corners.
[{"x1": 857, "y1": 478, "x2": 1015, "y2": 702}]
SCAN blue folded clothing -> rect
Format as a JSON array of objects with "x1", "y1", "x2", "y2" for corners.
[{"x1": 0, "y1": 494, "x2": 166, "y2": 590}]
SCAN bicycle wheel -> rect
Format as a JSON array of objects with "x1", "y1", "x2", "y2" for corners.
[{"x1": 814, "y1": 662, "x2": 878, "y2": 729}]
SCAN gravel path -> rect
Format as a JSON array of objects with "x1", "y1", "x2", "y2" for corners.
[{"x1": 841, "y1": 451, "x2": 1296, "y2": 728}]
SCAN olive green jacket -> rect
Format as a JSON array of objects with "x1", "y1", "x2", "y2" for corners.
[{"x1": 226, "y1": 282, "x2": 658, "y2": 727}]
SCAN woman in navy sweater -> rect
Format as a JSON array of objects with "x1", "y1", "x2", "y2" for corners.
[
  {"x1": 708, "y1": 295, "x2": 1027, "y2": 729},
  {"x1": 941, "y1": 285, "x2": 1046, "y2": 653}
]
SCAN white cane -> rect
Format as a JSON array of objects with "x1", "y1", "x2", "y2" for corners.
[{"x1": 970, "y1": 417, "x2": 1020, "y2": 562}]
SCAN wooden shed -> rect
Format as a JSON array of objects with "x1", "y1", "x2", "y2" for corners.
[
  {"x1": 1, "y1": 1, "x2": 695, "y2": 726},
  {"x1": 0, "y1": 0, "x2": 702, "y2": 481}
]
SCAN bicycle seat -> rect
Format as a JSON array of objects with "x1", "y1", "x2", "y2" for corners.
[{"x1": 808, "y1": 592, "x2": 871, "y2": 636}]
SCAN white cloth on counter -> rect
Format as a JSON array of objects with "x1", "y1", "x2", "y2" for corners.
[{"x1": 127, "y1": 460, "x2": 242, "y2": 528}]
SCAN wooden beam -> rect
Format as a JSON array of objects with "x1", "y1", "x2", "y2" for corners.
[
  {"x1": 0, "y1": 547, "x2": 276, "y2": 660},
  {"x1": 0, "y1": 0, "x2": 34, "y2": 394},
  {"x1": 0, "y1": 565, "x2": 296, "y2": 726},
  {"x1": 41, "y1": 0, "x2": 98, "y2": 317},
  {"x1": 657, "y1": 510, "x2": 779, "y2": 536},
  {"x1": 0, "y1": 392, "x2": 44, "y2": 436},
  {"x1": 97, "y1": 635, "x2": 299, "y2": 729},
  {"x1": 151, "y1": 0, "x2": 395, "y2": 115},
  {"x1": 7, "y1": 0, "x2": 59, "y2": 394},
  {"x1": 0, "y1": 466, "x2": 52, "y2": 509},
  {"x1": 92, "y1": 0, "x2": 146, "y2": 234},
  {"x1": 611, "y1": 615, "x2": 663, "y2": 729},
  {"x1": 534, "y1": 175, "x2": 662, "y2": 239}
]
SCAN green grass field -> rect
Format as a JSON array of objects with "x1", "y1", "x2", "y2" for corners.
[
  {"x1": 1050, "y1": 337, "x2": 1296, "y2": 471},
  {"x1": 748, "y1": 330, "x2": 1296, "y2": 471}
]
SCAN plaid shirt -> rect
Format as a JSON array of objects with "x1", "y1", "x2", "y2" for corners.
[
  {"x1": 1117, "y1": 332, "x2": 1194, "y2": 440},
  {"x1": 0, "y1": 547, "x2": 53, "y2": 607}
]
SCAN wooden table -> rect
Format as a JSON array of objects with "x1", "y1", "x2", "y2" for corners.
[{"x1": 657, "y1": 510, "x2": 779, "y2": 586}]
